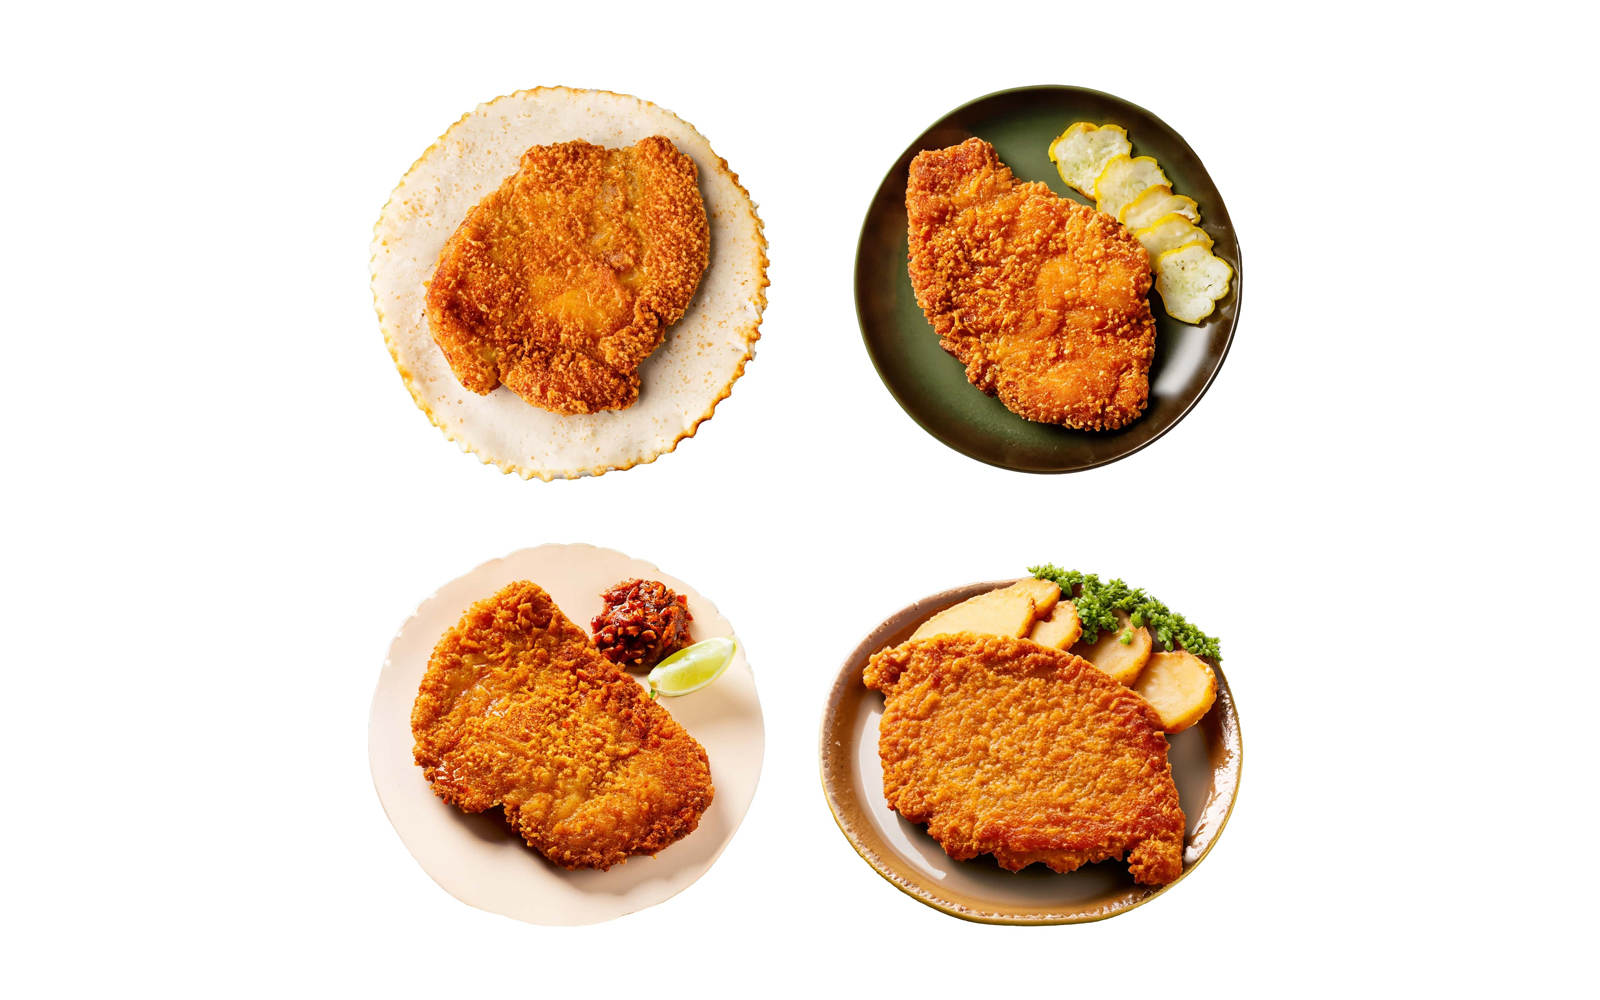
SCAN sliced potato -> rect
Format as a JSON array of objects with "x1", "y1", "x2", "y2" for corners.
[
  {"x1": 1132, "y1": 650, "x2": 1217, "y2": 733},
  {"x1": 1120, "y1": 184, "x2": 1200, "y2": 229},
  {"x1": 1028, "y1": 600, "x2": 1082, "y2": 649},
  {"x1": 1049, "y1": 123, "x2": 1131, "y2": 198},
  {"x1": 912, "y1": 581, "x2": 1040, "y2": 641},
  {"x1": 1134, "y1": 213, "x2": 1214, "y2": 265},
  {"x1": 1070, "y1": 611, "x2": 1152, "y2": 685},
  {"x1": 1011, "y1": 577, "x2": 1061, "y2": 619},
  {"x1": 1153, "y1": 242, "x2": 1233, "y2": 324},
  {"x1": 1094, "y1": 155, "x2": 1169, "y2": 220}
]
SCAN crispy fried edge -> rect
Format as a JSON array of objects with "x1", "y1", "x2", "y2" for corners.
[
  {"x1": 424, "y1": 136, "x2": 710, "y2": 414},
  {"x1": 904, "y1": 138, "x2": 1156, "y2": 432},
  {"x1": 411, "y1": 580, "x2": 714, "y2": 870},
  {"x1": 865, "y1": 633, "x2": 1184, "y2": 884}
]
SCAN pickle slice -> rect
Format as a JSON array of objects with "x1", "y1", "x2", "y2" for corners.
[
  {"x1": 1153, "y1": 242, "x2": 1233, "y2": 324},
  {"x1": 1094, "y1": 155, "x2": 1171, "y2": 220},
  {"x1": 1049, "y1": 122, "x2": 1131, "y2": 198}
]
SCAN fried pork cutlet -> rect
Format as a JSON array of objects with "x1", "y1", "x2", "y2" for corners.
[
  {"x1": 865, "y1": 633, "x2": 1184, "y2": 884},
  {"x1": 412, "y1": 580, "x2": 713, "y2": 870},
  {"x1": 426, "y1": 137, "x2": 710, "y2": 414},
  {"x1": 906, "y1": 138, "x2": 1157, "y2": 431}
]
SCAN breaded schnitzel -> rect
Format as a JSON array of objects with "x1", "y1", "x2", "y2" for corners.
[
  {"x1": 864, "y1": 633, "x2": 1184, "y2": 884},
  {"x1": 906, "y1": 138, "x2": 1156, "y2": 430},
  {"x1": 426, "y1": 137, "x2": 709, "y2": 414},
  {"x1": 411, "y1": 580, "x2": 713, "y2": 870}
]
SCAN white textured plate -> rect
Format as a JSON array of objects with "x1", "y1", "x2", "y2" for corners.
[
  {"x1": 370, "y1": 88, "x2": 768, "y2": 480},
  {"x1": 369, "y1": 544, "x2": 765, "y2": 926}
]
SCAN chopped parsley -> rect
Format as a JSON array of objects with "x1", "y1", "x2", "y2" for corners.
[{"x1": 1027, "y1": 564, "x2": 1222, "y2": 660}]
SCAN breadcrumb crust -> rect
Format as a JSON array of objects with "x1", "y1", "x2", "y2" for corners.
[
  {"x1": 412, "y1": 580, "x2": 713, "y2": 870},
  {"x1": 426, "y1": 137, "x2": 709, "y2": 414},
  {"x1": 906, "y1": 138, "x2": 1156, "y2": 431},
  {"x1": 865, "y1": 633, "x2": 1184, "y2": 884}
]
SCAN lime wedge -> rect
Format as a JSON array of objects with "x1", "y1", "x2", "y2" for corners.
[{"x1": 647, "y1": 637, "x2": 736, "y2": 698}]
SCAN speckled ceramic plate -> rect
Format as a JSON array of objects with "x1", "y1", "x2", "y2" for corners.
[
  {"x1": 855, "y1": 86, "x2": 1241, "y2": 473},
  {"x1": 371, "y1": 88, "x2": 768, "y2": 481},
  {"x1": 819, "y1": 579, "x2": 1241, "y2": 924},
  {"x1": 370, "y1": 544, "x2": 764, "y2": 926}
]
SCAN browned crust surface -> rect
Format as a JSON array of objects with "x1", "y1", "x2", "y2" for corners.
[
  {"x1": 906, "y1": 138, "x2": 1156, "y2": 431},
  {"x1": 411, "y1": 580, "x2": 713, "y2": 869},
  {"x1": 425, "y1": 137, "x2": 709, "y2": 414},
  {"x1": 865, "y1": 633, "x2": 1183, "y2": 884}
]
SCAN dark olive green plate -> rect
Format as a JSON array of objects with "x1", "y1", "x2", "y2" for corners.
[{"x1": 855, "y1": 85, "x2": 1242, "y2": 473}]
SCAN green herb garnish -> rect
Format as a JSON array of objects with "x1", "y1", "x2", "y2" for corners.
[
  {"x1": 1118, "y1": 630, "x2": 1133, "y2": 645},
  {"x1": 1027, "y1": 564, "x2": 1221, "y2": 660}
]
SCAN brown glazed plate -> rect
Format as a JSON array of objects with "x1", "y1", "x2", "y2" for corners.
[
  {"x1": 819, "y1": 580, "x2": 1242, "y2": 924},
  {"x1": 855, "y1": 86, "x2": 1242, "y2": 473}
]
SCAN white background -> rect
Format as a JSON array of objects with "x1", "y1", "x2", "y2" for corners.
[{"x1": 4, "y1": 1, "x2": 1594, "y2": 994}]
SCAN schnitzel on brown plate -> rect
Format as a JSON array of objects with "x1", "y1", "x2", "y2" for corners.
[
  {"x1": 865, "y1": 632, "x2": 1184, "y2": 884},
  {"x1": 411, "y1": 580, "x2": 713, "y2": 870},
  {"x1": 906, "y1": 138, "x2": 1156, "y2": 431},
  {"x1": 426, "y1": 136, "x2": 710, "y2": 415}
]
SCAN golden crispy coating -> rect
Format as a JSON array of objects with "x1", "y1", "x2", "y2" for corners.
[
  {"x1": 906, "y1": 139, "x2": 1157, "y2": 430},
  {"x1": 411, "y1": 581, "x2": 713, "y2": 870},
  {"x1": 865, "y1": 633, "x2": 1184, "y2": 884},
  {"x1": 425, "y1": 137, "x2": 710, "y2": 414}
]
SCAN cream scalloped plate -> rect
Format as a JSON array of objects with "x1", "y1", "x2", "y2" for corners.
[
  {"x1": 370, "y1": 88, "x2": 768, "y2": 480},
  {"x1": 369, "y1": 544, "x2": 765, "y2": 926}
]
